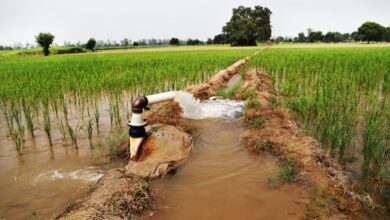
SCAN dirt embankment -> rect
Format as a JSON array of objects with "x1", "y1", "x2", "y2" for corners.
[
  {"x1": 57, "y1": 56, "x2": 251, "y2": 219},
  {"x1": 238, "y1": 69, "x2": 389, "y2": 219},
  {"x1": 186, "y1": 56, "x2": 250, "y2": 100}
]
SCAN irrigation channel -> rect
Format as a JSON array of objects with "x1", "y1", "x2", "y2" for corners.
[{"x1": 149, "y1": 92, "x2": 308, "y2": 219}]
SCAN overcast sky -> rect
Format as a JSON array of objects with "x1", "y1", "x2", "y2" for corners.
[{"x1": 0, "y1": 0, "x2": 389, "y2": 45}]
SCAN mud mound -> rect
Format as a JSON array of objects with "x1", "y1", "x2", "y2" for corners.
[
  {"x1": 126, "y1": 124, "x2": 192, "y2": 178},
  {"x1": 186, "y1": 57, "x2": 249, "y2": 99},
  {"x1": 57, "y1": 169, "x2": 155, "y2": 220},
  {"x1": 145, "y1": 101, "x2": 184, "y2": 127}
]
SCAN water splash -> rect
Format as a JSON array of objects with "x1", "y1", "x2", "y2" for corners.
[
  {"x1": 33, "y1": 167, "x2": 104, "y2": 185},
  {"x1": 174, "y1": 91, "x2": 244, "y2": 120}
]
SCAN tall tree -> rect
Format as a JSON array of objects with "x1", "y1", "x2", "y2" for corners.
[
  {"x1": 169, "y1": 38, "x2": 180, "y2": 46},
  {"x1": 123, "y1": 38, "x2": 129, "y2": 46},
  {"x1": 297, "y1": 32, "x2": 306, "y2": 43},
  {"x1": 383, "y1": 27, "x2": 390, "y2": 42},
  {"x1": 307, "y1": 30, "x2": 323, "y2": 43},
  {"x1": 351, "y1": 31, "x2": 362, "y2": 42},
  {"x1": 223, "y1": 6, "x2": 272, "y2": 46},
  {"x1": 358, "y1": 22, "x2": 386, "y2": 43},
  {"x1": 35, "y1": 32, "x2": 55, "y2": 56},
  {"x1": 274, "y1": 36, "x2": 284, "y2": 43},
  {"x1": 213, "y1": 34, "x2": 226, "y2": 44},
  {"x1": 86, "y1": 38, "x2": 97, "y2": 51},
  {"x1": 186, "y1": 39, "x2": 203, "y2": 45}
]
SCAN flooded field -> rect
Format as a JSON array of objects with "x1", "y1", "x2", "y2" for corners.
[
  {"x1": 151, "y1": 118, "x2": 308, "y2": 220},
  {"x1": 0, "y1": 98, "x2": 126, "y2": 219}
]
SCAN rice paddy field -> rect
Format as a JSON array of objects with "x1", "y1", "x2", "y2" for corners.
[
  {"x1": 1, "y1": 45, "x2": 390, "y2": 218},
  {"x1": 0, "y1": 49, "x2": 256, "y2": 152},
  {"x1": 251, "y1": 47, "x2": 390, "y2": 192},
  {"x1": 0, "y1": 47, "x2": 257, "y2": 218}
]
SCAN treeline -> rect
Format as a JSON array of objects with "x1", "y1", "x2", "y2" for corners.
[
  {"x1": 0, "y1": 37, "x2": 219, "y2": 51},
  {"x1": 273, "y1": 22, "x2": 390, "y2": 44}
]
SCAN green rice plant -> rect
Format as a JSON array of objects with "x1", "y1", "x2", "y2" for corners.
[
  {"x1": 22, "y1": 99, "x2": 35, "y2": 138},
  {"x1": 10, "y1": 101, "x2": 24, "y2": 142},
  {"x1": 86, "y1": 118, "x2": 94, "y2": 148},
  {"x1": 109, "y1": 102, "x2": 114, "y2": 127},
  {"x1": 41, "y1": 101, "x2": 53, "y2": 146},
  {"x1": 10, "y1": 129, "x2": 23, "y2": 154},
  {"x1": 59, "y1": 120, "x2": 67, "y2": 144},
  {"x1": 114, "y1": 94, "x2": 121, "y2": 126},
  {"x1": 67, "y1": 122, "x2": 80, "y2": 149},
  {"x1": 94, "y1": 102, "x2": 100, "y2": 134},
  {"x1": 2, "y1": 101, "x2": 14, "y2": 137},
  {"x1": 60, "y1": 94, "x2": 69, "y2": 122},
  {"x1": 51, "y1": 99, "x2": 59, "y2": 120},
  {"x1": 362, "y1": 99, "x2": 389, "y2": 179}
]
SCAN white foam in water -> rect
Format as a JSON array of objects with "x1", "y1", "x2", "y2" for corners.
[
  {"x1": 34, "y1": 167, "x2": 104, "y2": 185},
  {"x1": 174, "y1": 91, "x2": 244, "y2": 120}
]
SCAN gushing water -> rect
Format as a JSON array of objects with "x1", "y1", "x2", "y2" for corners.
[
  {"x1": 34, "y1": 167, "x2": 104, "y2": 185},
  {"x1": 174, "y1": 91, "x2": 244, "y2": 119}
]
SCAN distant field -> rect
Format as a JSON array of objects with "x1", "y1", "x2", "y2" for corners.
[
  {"x1": 1, "y1": 43, "x2": 389, "y2": 58},
  {"x1": 269, "y1": 42, "x2": 390, "y2": 48}
]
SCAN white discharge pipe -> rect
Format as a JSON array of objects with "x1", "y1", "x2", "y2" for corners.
[{"x1": 146, "y1": 91, "x2": 176, "y2": 105}]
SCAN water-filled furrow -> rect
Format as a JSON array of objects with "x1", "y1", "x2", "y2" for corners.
[{"x1": 151, "y1": 115, "x2": 307, "y2": 220}]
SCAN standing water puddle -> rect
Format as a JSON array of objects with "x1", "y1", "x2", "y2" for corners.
[{"x1": 151, "y1": 94, "x2": 308, "y2": 219}]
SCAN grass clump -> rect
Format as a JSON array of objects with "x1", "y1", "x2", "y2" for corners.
[
  {"x1": 246, "y1": 116, "x2": 264, "y2": 129},
  {"x1": 215, "y1": 81, "x2": 242, "y2": 99},
  {"x1": 106, "y1": 130, "x2": 128, "y2": 157},
  {"x1": 241, "y1": 90, "x2": 257, "y2": 100},
  {"x1": 267, "y1": 154, "x2": 299, "y2": 187},
  {"x1": 249, "y1": 139, "x2": 273, "y2": 153},
  {"x1": 245, "y1": 99, "x2": 259, "y2": 109},
  {"x1": 279, "y1": 155, "x2": 298, "y2": 183}
]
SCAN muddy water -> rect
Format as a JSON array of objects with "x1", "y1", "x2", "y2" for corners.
[
  {"x1": 0, "y1": 99, "x2": 126, "y2": 219},
  {"x1": 151, "y1": 118, "x2": 308, "y2": 220}
]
